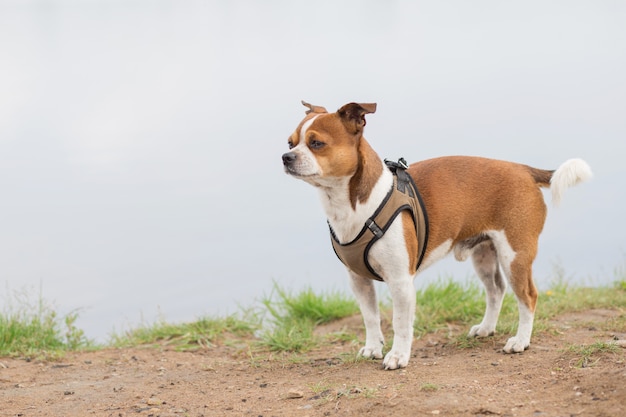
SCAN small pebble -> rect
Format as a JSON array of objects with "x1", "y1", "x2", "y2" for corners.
[
  {"x1": 147, "y1": 398, "x2": 162, "y2": 406},
  {"x1": 286, "y1": 389, "x2": 304, "y2": 399}
]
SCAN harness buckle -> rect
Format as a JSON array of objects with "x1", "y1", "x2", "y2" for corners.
[
  {"x1": 384, "y1": 157, "x2": 409, "y2": 172},
  {"x1": 365, "y1": 219, "x2": 384, "y2": 239}
]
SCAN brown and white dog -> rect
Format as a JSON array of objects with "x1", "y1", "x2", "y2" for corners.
[{"x1": 282, "y1": 101, "x2": 592, "y2": 370}]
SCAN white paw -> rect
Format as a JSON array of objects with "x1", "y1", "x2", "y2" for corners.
[
  {"x1": 503, "y1": 336, "x2": 529, "y2": 353},
  {"x1": 358, "y1": 345, "x2": 383, "y2": 360},
  {"x1": 468, "y1": 324, "x2": 495, "y2": 338},
  {"x1": 382, "y1": 349, "x2": 409, "y2": 370}
]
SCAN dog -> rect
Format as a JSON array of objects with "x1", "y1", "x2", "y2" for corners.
[{"x1": 282, "y1": 101, "x2": 592, "y2": 370}]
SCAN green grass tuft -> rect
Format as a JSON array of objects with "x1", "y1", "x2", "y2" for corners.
[
  {"x1": 262, "y1": 284, "x2": 359, "y2": 326},
  {"x1": 0, "y1": 288, "x2": 89, "y2": 358},
  {"x1": 413, "y1": 278, "x2": 486, "y2": 335},
  {"x1": 259, "y1": 283, "x2": 359, "y2": 352},
  {"x1": 565, "y1": 341, "x2": 623, "y2": 368},
  {"x1": 420, "y1": 382, "x2": 440, "y2": 392}
]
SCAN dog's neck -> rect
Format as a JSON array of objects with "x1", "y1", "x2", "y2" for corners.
[{"x1": 318, "y1": 138, "x2": 392, "y2": 243}]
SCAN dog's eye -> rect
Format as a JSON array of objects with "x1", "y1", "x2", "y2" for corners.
[
  {"x1": 310, "y1": 139, "x2": 325, "y2": 150},
  {"x1": 288, "y1": 140, "x2": 294, "y2": 149}
]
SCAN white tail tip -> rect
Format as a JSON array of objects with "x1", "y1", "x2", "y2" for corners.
[{"x1": 551, "y1": 158, "x2": 592, "y2": 206}]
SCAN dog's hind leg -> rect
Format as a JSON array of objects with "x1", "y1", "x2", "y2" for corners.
[
  {"x1": 468, "y1": 239, "x2": 507, "y2": 338},
  {"x1": 502, "y1": 254, "x2": 537, "y2": 353},
  {"x1": 491, "y1": 231, "x2": 538, "y2": 353},
  {"x1": 349, "y1": 272, "x2": 384, "y2": 360}
]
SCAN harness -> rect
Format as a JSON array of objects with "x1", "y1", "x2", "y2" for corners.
[{"x1": 330, "y1": 158, "x2": 429, "y2": 282}]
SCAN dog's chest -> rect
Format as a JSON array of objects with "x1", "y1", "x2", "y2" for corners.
[{"x1": 327, "y1": 169, "x2": 429, "y2": 281}]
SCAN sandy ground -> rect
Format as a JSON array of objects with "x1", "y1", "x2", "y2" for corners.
[{"x1": 1, "y1": 308, "x2": 624, "y2": 417}]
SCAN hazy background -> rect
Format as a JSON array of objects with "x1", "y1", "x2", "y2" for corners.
[{"x1": 1, "y1": 0, "x2": 624, "y2": 342}]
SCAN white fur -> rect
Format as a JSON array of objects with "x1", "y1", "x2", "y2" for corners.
[
  {"x1": 323, "y1": 164, "x2": 393, "y2": 243},
  {"x1": 349, "y1": 271, "x2": 384, "y2": 360},
  {"x1": 367, "y1": 214, "x2": 416, "y2": 369},
  {"x1": 488, "y1": 230, "x2": 517, "y2": 279},
  {"x1": 551, "y1": 158, "x2": 592, "y2": 206},
  {"x1": 504, "y1": 303, "x2": 534, "y2": 353},
  {"x1": 299, "y1": 116, "x2": 317, "y2": 144},
  {"x1": 287, "y1": 116, "x2": 322, "y2": 178}
]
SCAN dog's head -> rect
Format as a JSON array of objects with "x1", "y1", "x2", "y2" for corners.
[{"x1": 282, "y1": 101, "x2": 377, "y2": 187}]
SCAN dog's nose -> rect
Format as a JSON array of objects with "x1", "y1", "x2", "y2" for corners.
[{"x1": 282, "y1": 152, "x2": 297, "y2": 166}]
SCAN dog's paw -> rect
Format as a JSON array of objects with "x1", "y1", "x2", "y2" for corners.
[
  {"x1": 468, "y1": 324, "x2": 495, "y2": 338},
  {"x1": 503, "y1": 336, "x2": 529, "y2": 353},
  {"x1": 358, "y1": 345, "x2": 383, "y2": 360},
  {"x1": 382, "y1": 350, "x2": 409, "y2": 370}
]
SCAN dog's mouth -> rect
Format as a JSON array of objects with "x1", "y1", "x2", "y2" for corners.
[{"x1": 284, "y1": 165, "x2": 316, "y2": 179}]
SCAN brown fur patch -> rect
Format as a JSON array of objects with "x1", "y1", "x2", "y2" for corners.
[
  {"x1": 526, "y1": 166, "x2": 554, "y2": 187},
  {"x1": 402, "y1": 210, "x2": 419, "y2": 275},
  {"x1": 408, "y1": 156, "x2": 550, "y2": 261},
  {"x1": 348, "y1": 139, "x2": 382, "y2": 209}
]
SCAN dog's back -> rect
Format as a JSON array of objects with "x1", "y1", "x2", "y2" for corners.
[{"x1": 408, "y1": 156, "x2": 591, "y2": 261}]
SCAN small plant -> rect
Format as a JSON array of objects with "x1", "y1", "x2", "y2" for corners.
[
  {"x1": 309, "y1": 380, "x2": 334, "y2": 396},
  {"x1": 565, "y1": 342, "x2": 622, "y2": 368},
  {"x1": 307, "y1": 381, "x2": 378, "y2": 402},
  {"x1": 339, "y1": 350, "x2": 375, "y2": 365},
  {"x1": 452, "y1": 334, "x2": 486, "y2": 349},
  {"x1": 64, "y1": 310, "x2": 88, "y2": 350},
  {"x1": 420, "y1": 382, "x2": 440, "y2": 392}
]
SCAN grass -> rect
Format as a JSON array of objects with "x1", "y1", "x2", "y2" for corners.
[
  {"x1": 565, "y1": 341, "x2": 622, "y2": 368},
  {"x1": 262, "y1": 283, "x2": 359, "y2": 326},
  {"x1": 413, "y1": 278, "x2": 487, "y2": 336},
  {"x1": 0, "y1": 288, "x2": 89, "y2": 358},
  {"x1": 418, "y1": 273, "x2": 626, "y2": 345},
  {"x1": 258, "y1": 283, "x2": 359, "y2": 352},
  {"x1": 110, "y1": 312, "x2": 259, "y2": 350},
  {"x1": 308, "y1": 380, "x2": 378, "y2": 402},
  {"x1": 420, "y1": 382, "x2": 441, "y2": 392},
  {"x1": 1, "y1": 271, "x2": 625, "y2": 359}
]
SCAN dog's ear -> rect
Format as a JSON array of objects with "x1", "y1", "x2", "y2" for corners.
[
  {"x1": 337, "y1": 102, "x2": 377, "y2": 134},
  {"x1": 301, "y1": 100, "x2": 328, "y2": 114}
]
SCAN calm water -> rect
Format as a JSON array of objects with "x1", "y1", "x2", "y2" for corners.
[{"x1": 1, "y1": 1, "x2": 625, "y2": 341}]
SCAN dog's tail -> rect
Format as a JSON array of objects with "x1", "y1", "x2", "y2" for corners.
[{"x1": 547, "y1": 158, "x2": 593, "y2": 206}]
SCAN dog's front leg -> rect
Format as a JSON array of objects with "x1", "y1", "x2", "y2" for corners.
[
  {"x1": 349, "y1": 271, "x2": 384, "y2": 360},
  {"x1": 383, "y1": 276, "x2": 416, "y2": 370}
]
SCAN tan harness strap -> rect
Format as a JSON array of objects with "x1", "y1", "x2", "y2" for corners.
[{"x1": 330, "y1": 161, "x2": 429, "y2": 281}]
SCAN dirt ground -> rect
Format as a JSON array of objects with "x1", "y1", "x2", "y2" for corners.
[{"x1": 1, "y1": 308, "x2": 625, "y2": 417}]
